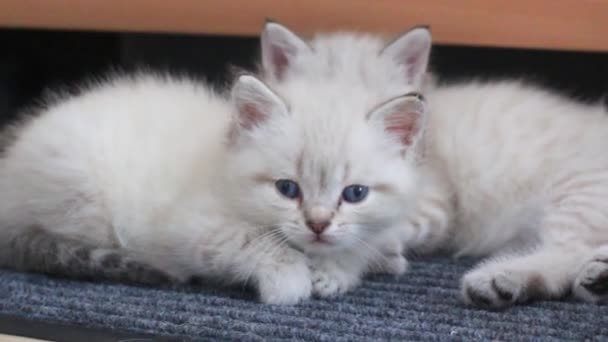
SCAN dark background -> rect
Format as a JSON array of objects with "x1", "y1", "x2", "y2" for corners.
[{"x1": 0, "y1": 28, "x2": 607, "y2": 126}]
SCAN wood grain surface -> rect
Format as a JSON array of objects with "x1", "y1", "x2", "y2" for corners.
[{"x1": 0, "y1": 1, "x2": 606, "y2": 51}]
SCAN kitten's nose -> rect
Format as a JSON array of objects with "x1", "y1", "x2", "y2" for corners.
[
  {"x1": 306, "y1": 220, "x2": 331, "y2": 235},
  {"x1": 304, "y1": 206, "x2": 333, "y2": 235}
]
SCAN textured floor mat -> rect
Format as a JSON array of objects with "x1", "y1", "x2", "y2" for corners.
[{"x1": 1, "y1": 258, "x2": 606, "y2": 341}]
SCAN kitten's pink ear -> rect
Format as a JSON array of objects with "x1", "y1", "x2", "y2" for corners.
[
  {"x1": 368, "y1": 93, "x2": 426, "y2": 149},
  {"x1": 381, "y1": 27, "x2": 432, "y2": 87},
  {"x1": 261, "y1": 21, "x2": 311, "y2": 81},
  {"x1": 231, "y1": 75, "x2": 288, "y2": 131}
]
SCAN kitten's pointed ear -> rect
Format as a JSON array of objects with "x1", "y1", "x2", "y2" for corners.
[
  {"x1": 231, "y1": 75, "x2": 288, "y2": 132},
  {"x1": 261, "y1": 21, "x2": 311, "y2": 80},
  {"x1": 368, "y1": 93, "x2": 426, "y2": 149},
  {"x1": 381, "y1": 27, "x2": 432, "y2": 87}
]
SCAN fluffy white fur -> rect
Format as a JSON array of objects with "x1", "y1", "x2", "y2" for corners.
[
  {"x1": 0, "y1": 64, "x2": 428, "y2": 302},
  {"x1": 259, "y1": 23, "x2": 436, "y2": 295},
  {"x1": 0, "y1": 75, "x2": 316, "y2": 304},
  {"x1": 428, "y1": 81, "x2": 608, "y2": 307},
  {"x1": 260, "y1": 22, "x2": 608, "y2": 308}
]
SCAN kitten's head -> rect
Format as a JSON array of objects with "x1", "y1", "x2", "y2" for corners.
[
  {"x1": 225, "y1": 74, "x2": 427, "y2": 255},
  {"x1": 260, "y1": 21, "x2": 432, "y2": 98}
]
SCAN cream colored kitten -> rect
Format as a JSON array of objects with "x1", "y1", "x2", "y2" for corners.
[
  {"x1": 1, "y1": 74, "x2": 315, "y2": 304},
  {"x1": 259, "y1": 22, "x2": 435, "y2": 296},
  {"x1": 0, "y1": 69, "x2": 427, "y2": 302},
  {"x1": 260, "y1": 22, "x2": 608, "y2": 307}
]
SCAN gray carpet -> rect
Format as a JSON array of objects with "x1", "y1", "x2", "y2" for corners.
[{"x1": 1, "y1": 258, "x2": 606, "y2": 341}]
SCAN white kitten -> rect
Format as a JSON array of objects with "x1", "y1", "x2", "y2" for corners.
[
  {"x1": 0, "y1": 69, "x2": 427, "y2": 302},
  {"x1": 259, "y1": 22, "x2": 608, "y2": 307},
  {"x1": 258, "y1": 22, "x2": 437, "y2": 296},
  {"x1": 0, "y1": 74, "x2": 315, "y2": 304}
]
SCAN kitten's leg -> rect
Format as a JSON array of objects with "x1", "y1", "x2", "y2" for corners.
[
  {"x1": 362, "y1": 177, "x2": 453, "y2": 286},
  {"x1": 223, "y1": 230, "x2": 312, "y2": 304},
  {"x1": 403, "y1": 174, "x2": 453, "y2": 255},
  {"x1": 2, "y1": 225, "x2": 174, "y2": 285},
  {"x1": 573, "y1": 245, "x2": 608, "y2": 302},
  {"x1": 252, "y1": 247, "x2": 312, "y2": 304},
  {"x1": 367, "y1": 237, "x2": 408, "y2": 276},
  {"x1": 463, "y1": 175, "x2": 608, "y2": 309},
  {"x1": 310, "y1": 253, "x2": 367, "y2": 298},
  {"x1": 461, "y1": 245, "x2": 582, "y2": 309}
]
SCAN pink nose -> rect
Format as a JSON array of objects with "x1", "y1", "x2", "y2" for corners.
[{"x1": 306, "y1": 221, "x2": 331, "y2": 234}]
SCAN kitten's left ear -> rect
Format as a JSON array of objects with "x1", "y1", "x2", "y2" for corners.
[
  {"x1": 368, "y1": 93, "x2": 426, "y2": 150},
  {"x1": 261, "y1": 21, "x2": 312, "y2": 81},
  {"x1": 381, "y1": 27, "x2": 432, "y2": 87},
  {"x1": 231, "y1": 74, "x2": 289, "y2": 132}
]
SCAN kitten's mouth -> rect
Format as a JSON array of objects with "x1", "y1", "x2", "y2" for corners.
[{"x1": 311, "y1": 235, "x2": 332, "y2": 245}]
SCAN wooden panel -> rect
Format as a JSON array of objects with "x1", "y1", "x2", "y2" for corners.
[{"x1": 0, "y1": 0, "x2": 607, "y2": 52}]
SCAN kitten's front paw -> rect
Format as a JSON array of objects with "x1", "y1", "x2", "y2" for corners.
[
  {"x1": 374, "y1": 253, "x2": 408, "y2": 276},
  {"x1": 461, "y1": 267, "x2": 529, "y2": 309},
  {"x1": 257, "y1": 259, "x2": 312, "y2": 305},
  {"x1": 573, "y1": 247, "x2": 608, "y2": 303},
  {"x1": 311, "y1": 261, "x2": 360, "y2": 298},
  {"x1": 368, "y1": 239, "x2": 408, "y2": 276}
]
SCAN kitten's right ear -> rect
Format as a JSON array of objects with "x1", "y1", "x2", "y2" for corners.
[
  {"x1": 381, "y1": 26, "x2": 432, "y2": 87},
  {"x1": 367, "y1": 93, "x2": 427, "y2": 152},
  {"x1": 261, "y1": 21, "x2": 311, "y2": 81},
  {"x1": 231, "y1": 74, "x2": 288, "y2": 132}
]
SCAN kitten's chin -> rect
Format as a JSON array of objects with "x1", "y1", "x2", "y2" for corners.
[
  {"x1": 283, "y1": 231, "x2": 356, "y2": 256},
  {"x1": 293, "y1": 237, "x2": 355, "y2": 256}
]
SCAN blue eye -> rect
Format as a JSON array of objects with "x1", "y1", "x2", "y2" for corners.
[
  {"x1": 275, "y1": 179, "x2": 300, "y2": 199},
  {"x1": 342, "y1": 184, "x2": 369, "y2": 203}
]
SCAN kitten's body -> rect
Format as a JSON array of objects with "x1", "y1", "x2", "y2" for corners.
[
  {"x1": 261, "y1": 23, "x2": 608, "y2": 307},
  {"x1": 0, "y1": 66, "x2": 424, "y2": 302},
  {"x1": 0, "y1": 75, "x2": 314, "y2": 303},
  {"x1": 424, "y1": 80, "x2": 608, "y2": 305},
  {"x1": 407, "y1": 80, "x2": 608, "y2": 253}
]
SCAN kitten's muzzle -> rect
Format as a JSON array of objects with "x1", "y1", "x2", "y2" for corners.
[
  {"x1": 306, "y1": 220, "x2": 331, "y2": 235},
  {"x1": 304, "y1": 205, "x2": 334, "y2": 235}
]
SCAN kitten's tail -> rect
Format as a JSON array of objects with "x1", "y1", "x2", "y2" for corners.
[{"x1": 0, "y1": 225, "x2": 173, "y2": 285}]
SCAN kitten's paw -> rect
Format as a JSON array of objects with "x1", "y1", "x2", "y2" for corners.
[
  {"x1": 461, "y1": 268, "x2": 528, "y2": 309},
  {"x1": 370, "y1": 253, "x2": 408, "y2": 276},
  {"x1": 381, "y1": 254, "x2": 409, "y2": 276},
  {"x1": 257, "y1": 259, "x2": 312, "y2": 305},
  {"x1": 311, "y1": 261, "x2": 360, "y2": 298},
  {"x1": 573, "y1": 247, "x2": 608, "y2": 303},
  {"x1": 368, "y1": 239, "x2": 408, "y2": 276}
]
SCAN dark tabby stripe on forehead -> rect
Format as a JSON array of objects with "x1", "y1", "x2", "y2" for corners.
[
  {"x1": 296, "y1": 151, "x2": 304, "y2": 178},
  {"x1": 343, "y1": 162, "x2": 351, "y2": 183},
  {"x1": 1, "y1": 225, "x2": 173, "y2": 285},
  {"x1": 319, "y1": 167, "x2": 329, "y2": 191}
]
